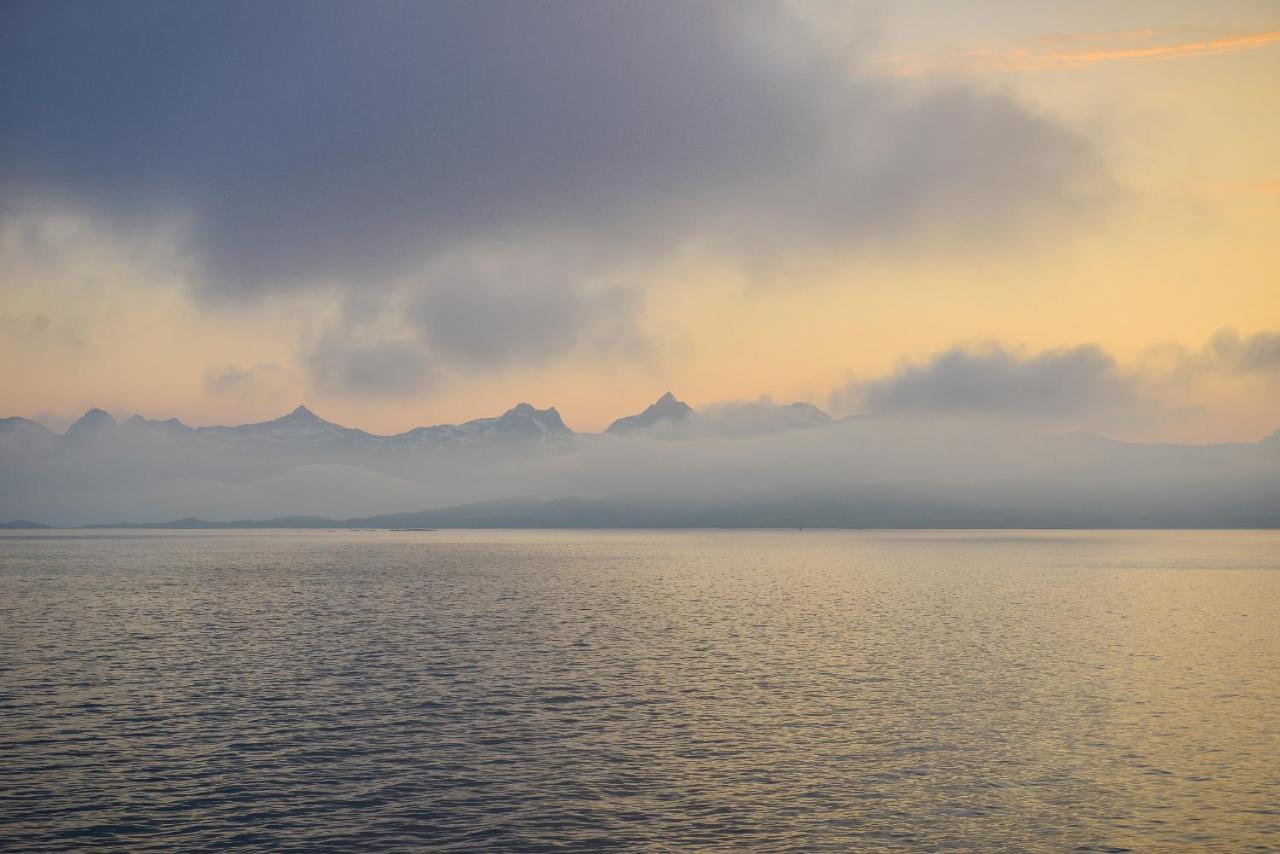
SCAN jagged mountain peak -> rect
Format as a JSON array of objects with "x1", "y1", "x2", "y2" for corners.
[
  {"x1": 384, "y1": 402, "x2": 574, "y2": 450},
  {"x1": 193, "y1": 404, "x2": 366, "y2": 448},
  {"x1": 66, "y1": 408, "x2": 118, "y2": 436},
  {"x1": 606, "y1": 392, "x2": 697, "y2": 434},
  {"x1": 124, "y1": 414, "x2": 188, "y2": 427},
  {"x1": 495, "y1": 403, "x2": 571, "y2": 436},
  {"x1": 122, "y1": 415, "x2": 194, "y2": 438},
  {"x1": 247, "y1": 404, "x2": 339, "y2": 429},
  {"x1": 243, "y1": 405, "x2": 343, "y2": 430},
  {"x1": 283, "y1": 404, "x2": 323, "y2": 422}
]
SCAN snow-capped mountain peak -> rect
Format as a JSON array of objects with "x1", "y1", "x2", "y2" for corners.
[
  {"x1": 495, "y1": 403, "x2": 571, "y2": 436},
  {"x1": 606, "y1": 392, "x2": 697, "y2": 434},
  {"x1": 282, "y1": 405, "x2": 322, "y2": 423},
  {"x1": 196, "y1": 405, "x2": 372, "y2": 449}
]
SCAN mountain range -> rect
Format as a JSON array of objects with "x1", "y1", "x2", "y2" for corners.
[
  {"x1": 2, "y1": 392, "x2": 827, "y2": 452},
  {"x1": 2, "y1": 400, "x2": 577, "y2": 453},
  {"x1": 2, "y1": 393, "x2": 1278, "y2": 528}
]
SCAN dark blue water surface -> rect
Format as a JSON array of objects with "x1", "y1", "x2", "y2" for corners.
[{"x1": 2, "y1": 529, "x2": 1278, "y2": 850}]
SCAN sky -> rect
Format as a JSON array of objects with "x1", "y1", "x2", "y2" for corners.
[{"x1": 2, "y1": 0, "x2": 1278, "y2": 442}]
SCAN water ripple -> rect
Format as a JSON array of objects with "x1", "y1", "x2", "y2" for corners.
[{"x1": 2, "y1": 529, "x2": 1278, "y2": 850}]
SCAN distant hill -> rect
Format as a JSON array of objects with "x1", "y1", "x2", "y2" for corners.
[
  {"x1": 59, "y1": 476, "x2": 1280, "y2": 530},
  {"x1": 345, "y1": 489, "x2": 1046, "y2": 529}
]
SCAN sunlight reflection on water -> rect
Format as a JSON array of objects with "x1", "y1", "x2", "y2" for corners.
[{"x1": 2, "y1": 529, "x2": 1278, "y2": 850}]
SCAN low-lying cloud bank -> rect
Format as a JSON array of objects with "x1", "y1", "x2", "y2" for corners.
[
  {"x1": 830, "y1": 329, "x2": 1280, "y2": 436},
  {"x1": 835, "y1": 344, "x2": 1135, "y2": 418}
]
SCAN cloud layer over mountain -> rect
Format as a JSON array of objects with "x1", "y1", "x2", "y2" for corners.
[
  {"x1": 830, "y1": 330, "x2": 1280, "y2": 432},
  {"x1": 2, "y1": 388, "x2": 1277, "y2": 528},
  {"x1": 833, "y1": 344, "x2": 1138, "y2": 418}
]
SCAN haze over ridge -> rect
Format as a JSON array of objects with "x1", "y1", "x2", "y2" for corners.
[{"x1": 3, "y1": 391, "x2": 1276, "y2": 528}]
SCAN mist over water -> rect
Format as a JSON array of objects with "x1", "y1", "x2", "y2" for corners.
[{"x1": 2, "y1": 529, "x2": 1278, "y2": 850}]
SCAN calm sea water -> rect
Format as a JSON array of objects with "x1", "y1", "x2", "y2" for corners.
[{"x1": 1, "y1": 529, "x2": 1277, "y2": 851}]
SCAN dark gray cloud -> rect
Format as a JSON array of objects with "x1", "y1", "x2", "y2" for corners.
[
  {"x1": 1, "y1": 309, "x2": 87, "y2": 352},
  {"x1": 2, "y1": 1, "x2": 1108, "y2": 385},
  {"x1": 1140, "y1": 328, "x2": 1280, "y2": 384},
  {"x1": 1, "y1": 1, "x2": 789, "y2": 291},
  {"x1": 832, "y1": 330, "x2": 1280, "y2": 425},
  {"x1": 306, "y1": 335, "x2": 434, "y2": 398},
  {"x1": 409, "y1": 256, "x2": 647, "y2": 369},
  {"x1": 203, "y1": 366, "x2": 257, "y2": 396},
  {"x1": 1, "y1": 1, "x2": 1104, "y2": 288},
  {"x1": 1204, "y1": 329, "x2": 1280, "y2": 374},
  {"x1": 203, "y1": 363, "x2": 290, "y2": 400},
  {"x1": 834, "y1": 344, "x2": 1138, "y2": 418}
]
